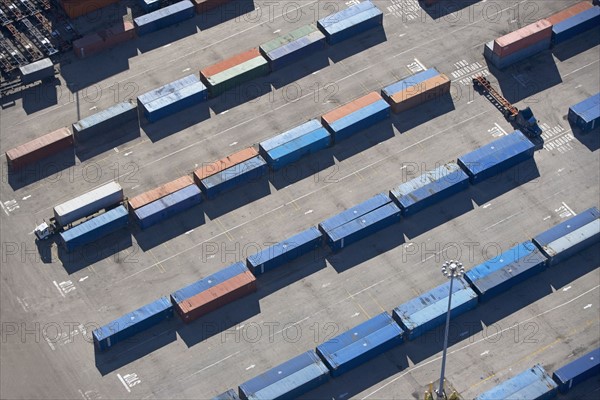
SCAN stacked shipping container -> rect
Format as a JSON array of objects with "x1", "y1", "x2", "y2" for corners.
[
  {"x1": 128, "y1": 176, "x2": 195, "y2": 211},
  {"x1": 73, "y1": 21, "x2": 136, "y2": 59},
  {"x1": 53, "y1": 182, "x2": 124, "y2": 227},
  {"x1": 59, "y1": 205, "x2": 129, "y2": 252},
  {"x1": 19, "y1": 58, "x2": 54, "y2": 84},
  {"x1": 552, "y1": 348, "x2": 600, "y2": 393},
  {"x1": 134, "y1": 185, "x2": 202, "y2": 229},
  {"x1": 551, "y1": 5, "x2": 600, "y2": 45},
  {"x1": 475, "y1": 364, "x2": 558, "y2": 400},
  {"x1": 5, "y1": 127, "x2": 73, "y2": 170},
  {"x1": 73, "y1": 100, "x2": 138, "y2": 142},
  {"x1": 259, "y1": 24, "x2": 326, "y2": 71},
  {"x1": 317, "y1": 0, "x2": 383, "y2": 45},
  {"x1": 381, "y1": 68, "x2": 450, "y2": 113},
  {"x1": 134, "y1": 1, "x2": 195, "y2": 36},
  {"x1": 60, "y1": 0, "x2": 119, "y2": 19},
  {"x1": 568, "y1": 93, "x2": 600, "y2": 133}
]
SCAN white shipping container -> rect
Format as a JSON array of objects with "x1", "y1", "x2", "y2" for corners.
[{"x1": 54, "y1": 182, "x2": 124, "y2": 227}]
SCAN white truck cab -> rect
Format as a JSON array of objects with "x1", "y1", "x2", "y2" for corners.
[{"x1": 34, "y1": 222, "x2": 52, "y2": 240}]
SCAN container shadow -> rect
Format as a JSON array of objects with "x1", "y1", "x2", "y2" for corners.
[
  {"x1": 327, "y1": 27, "x2": 388, "y2": 64},
  {"x1": 255, "y1": 254, "x2": 328, "y2": 298},
  {"x1": 94, "y1": 318, "x2": 178, "y2": 376},
  {"x1": 268, "y1": 149, "x2": 336, "y2": 190},
  {"x1": 469, "y1": 158, "x2": 541, "y2": 206},
  {"x1": 419, "y1": 0, "x2": 484, "y2": 19},
  {"x1": 177, "y1": 295, "x2": 261, "y2": 348},
  {"x1": 195, "y1": 0, "x2": 257, "y2": 30},
  {"x1": 400, "y1": 190, "x2": 475, "y2": 239},
  {"x1": 208, "y1": 79, "x2": 272, "y2": 114},
  {"x1": 201, "y1": 175, "x2": 272, "y2": 219},
  {"x1": 327, "y1": 222, "x2": 406, "y2": 273},
  {"x1": 75, "y1": 121, "x2": 141, "y2": 161},
  {"x1": 141, "y1": 103, "x2": 211, "y2": 142},
  {"x1": 6, "y1": 149, "x2": 76, "y2": 190},
  {"x1": 570, "y1": 120, "x2": 600, "y2": 152},
  {"x1": 391, "y1": 92, "x2": 456, "y2": 133},
  {"x1": 136, "y1": 19, "x2": 200, "y2": 53},
  {"x1": 58, "y1": 229, "x2": 133, "y2": 274},
  {"x1": 331, "y1": 119, "x2": 396, "y2": 161},
  {"x1": 552, "y1": 27, "x2": 600, "y2": 62},
  {"x1": 132, "y1": 204, "x2": 206, "y2": 251},
  {"x1": 2, "y1": 78, "x2": 61, "y2": 115},
  {"x1": 269, "y1": 51, "x2": 330, "y2": 89}
]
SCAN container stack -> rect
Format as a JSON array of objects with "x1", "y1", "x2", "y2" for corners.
[
  {"x1": 381, "y1": 68, "x2": 450, "y2": 113},
  {"x1": 192, "y1": 0, "x2": 233, "y2": 14},
  {"x1": 73, "y1": 21, "x2": 136, "y2": 59},
  {"x1": 139, "y1": 0, "x2": 161, "y2": 13},
  {"x1": 548, "y1": 3, "x2": 600, "y2": 45},
  {"x1": 128, "y1": 176, "x2": 196, "y2": 212},
  {"x1": 200, "y1": 48, "x2": 269, "y2": 97},
  {"x1": 475, "y1": 365, "x2": 558, "y2": 400},
  {"x1": 552, "y1": 348, "x2": 600, "y2": 393},
  {"x1": 484, "y1": 19, "x2": 552, "y2": 69},
  {"x1": 59, "y1": 205, "x2": 129, "y2": 252},
  {"x1": 5, "y1": 127, "x2": 73, "y2": 171},
  {"x1": 53, "y1": 182, "x2": 124, "y2": 227},
  {"x1": 60, "y1": 0, "x2": 119, "y2": 19},
  {"x1": 259, "y1": 24, "x2": 326, "y2": 71},
  {"x1": 568, "y1": 93, "x2": 600, "y2": 133},
  {"x1": 19, "y1": 58, "x2": 54, "y2": 84},
  {"x1": 316, "y1": 0, "x2": 383, "y2": 45},
  {"x1": 321, "y1": 92, "x2": 390, "y2": 142},
  {"x1": 258, "y1": 120, "x2": 331, "y2": 170},
  {"x1": 72, "y1": 100, "x2": 138, "y2": 143},
  {"x1": 134, "y1": 0, "x2": 195, "y2": 36},
  {"x1": 133, "y1": 185, "x2": 202, "y2": 229}
]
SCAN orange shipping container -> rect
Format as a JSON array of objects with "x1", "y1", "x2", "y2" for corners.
[
  {"x1": 493, "y1": 19, "x2": 552, "y2": 57},
  {"x1": 73, "y1": 33, "x2": 104, "y2": 59},
  {"x1": 389, "y1": 74, "x2": 451, "y2": 114},
  {"x1": 176, "y1": 271, "x2": 257, "y2": 322},
  {"x1": 546, "y1": 2, "x2": 593, "y2": 26},
  {"x1": 60, "y1": 0, "x2": 119, "y2": 19},
  {"x1": 193, "y1": 147, "x2": 258, "y2": 184},
  {"x1": 201, "y1": 48, "x2": 261, "y2": 78},
  {"x1": 128, "y1": 175, "x2": 195, "y2": 210},
  {"x1": 322, "y1": 92, "x2": 382, "y2": 125},
  {"x1": 6, "y1": 128, "x2": 73, "y2": 170}
]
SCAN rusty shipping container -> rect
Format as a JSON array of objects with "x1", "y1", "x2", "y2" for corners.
[
  {"x1": 6, "y1": 128, "x2": 73, "y2": 170},
  {"x1": 493, "y1": 19, "x2": 552, "y2": 57},
  {"x1": 546, "y1": 2, "x2": 593, "y2": 26},
  {"x1": 389, "y1": 74, "x2": 451, "y2": 113},
  {"x1": 193, "y1": 147, "x2": 258, "y2": 184},
  {"x1": 74, "y1": 21, "x2": 135, "y2": 59},
  {"x1": 175, "y1": 271, "x2": 257, "y2": 322},
  {"x1": 128, "y1": 175, "x2": 195, "y2": 210},
  {"x1": 60, "y1": 0, "x2": 119, "y2": 19}
]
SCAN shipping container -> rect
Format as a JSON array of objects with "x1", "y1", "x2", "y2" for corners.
[
  {"x1": 568, "y1": 93, "x2": 600, "y2": 132},
  {"x1": 381, "y1": 68, "x2": 440, "y2": 102},
  {"x1": 475, "y1": 364, "x2": 558, "y2": 400},
  {"x1": 142, "y1": 82, "x2": 208, "y2": 122},
  {"x1": 93, "y1": 296, "x2": 173, "y2": 351},
  {"x1": 258, "y1": 120, "x2": 331, "y2": 170},
  {"x1": 319, "y1": 192, "x2": 391, "y2": 234},
  {"x1": 484, "y1": 37, "x2": 551, "y2": 69},
  {"x1": 317, "y1": 1, "x2": 383, "y2": 45},
  {"x1": 546, "y1": 2, "x2": 593, "y2": 26},
  {"x1": 54, "y1": 182, "x2": 124, "y2": 227},
  {"x1": 568, "y1": 93, "x2": 600, "y2": 115},
  {"x1": 134, "y1": 0, "x2": 195, "y2": 36},
  {"x1": 193, "y1": 0, "x2": 232, "y2": 14},
  {"x1": 134, "y1": 185, "x2": 202, "y2": 229},
  {"x1": 170, "y1": 261, "x2": 249, "y2": 304},
  {"x1": 324, "y1": 202, "x2": 401, "y2": 251},
  {"x1": 316, "y1": 313, "x2": 404, "y2": 377},
  {"x1": 138, "y1": 74, "x2": 199, "y2": 105},
  {"x1": 73, "y1": 100, "x2": 138, "y2": 142},
  {"x1": 73, "y1": 34, "x2": 104, "y2": 59},
  {"x1": 140, "y1": 0, "x2": 161, "y2": 13},
  {"x1": 59, "y1": 205, "x2": 129, "y2": 252},
  {"x1": 213, "y1": 389, "x2": 240, "y2": 400},
  {"x1": 128, "y1": 176, "x2": 195, "y2": 210},
  {"x1": 552, "y1": 7, "x2": 600, "y2": 45},
  {"x1": 552, "y1": 348, "x2": 600, "y2": 393},
  {"x1": 76, "y1": 21, "x2": 136, "y2": 59},
  {"x1": 259, "y1": 24, "x2": 326, "y2": 71},
  {"x1": 199, "y1": 156, "x2": 268, "y2": 199},
  {"x1": 464, "y1": 241, "x2": 548, "y2": 302},
  {"x1": 19, "y1": 58, "x2": 54, "y2": 84},
  {"x1": 238, "y1": 350, "x2": 330, "y2": 400},
  {"x1": 5, "y1": 127, "x2": 73, "y2": 170},
  {"x1": 194, "y1": 147, "x2": 259, "y2": 183},
  {"x1": 392, "y1": 277, "x2": 477, "y2": 340},
  {"x1": 533, "y1": 207, "x2": 600, "y2": 266},
  {"x1": 576, "y1": 104, "x2": 600, "y2": 132},
  {"x1": 493, "y1": 19, "x2": 552, "y2": 57},
  {"x1": 457, "y1": 130, "x2": 535, "y2": 184},
  {"x1": 200, "y1": 48, "x2": 269, "y2": 97},
  {"x1": 246, "y1": 226, "x2": 323, "y2": 275},
  {"x1": 176, "y1": 271, "x2": 257, "y2": 322},
  {"x1": 388, "y1": 74, "x2": 451, "y2": 113},
  {"x1": 322, "y1": 93, "x2": 390, "y2": 142},
  {"x1": 389, "y1": 162, "x2": 470, "y2": 215},
  {"x1": 60, "y1": 0, "x2": 119, "y2": 19}
]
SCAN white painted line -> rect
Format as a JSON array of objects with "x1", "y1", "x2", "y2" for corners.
[
  {"x1": 162, "y1": 43, "x2": 172, "y2": 48},
  {"x1": 219, "y1": 110, "x2": 229, "y2": 115},
  {"x1": 182, "y1": 351, "x2": 241, "y2": 380},
  {"x1": 53, "y1": 281, "x2": 65, "y2": 298},
  {"x1": 563, "y1": 286, "x2": 571, "y2": 292},
  {"x1": 114, "y1": 147, "x2": 119, "y2": 153},
  {"x1": 235, "y1": 324, "x2": 245, "y2": 331},
  {"x1": 79, "y1": 276, "x2": 89, "y2": 282},
  {"x1": 312, "y1": 70, "x2": 320, "y2": 75},
  {"x1": 0, "y1": 202, "x2": 9, "y2": 216},
  {"x1": 467, "y1": 100, "x2": 474, "y2": 104},
  {"x1": 413, "y1": 58, "x2": 426, "y2": 71},
  {"x1": 398, "y1": 33, "x2": 406, "y2": 37},
  {"x1": 304, "y1": 209, "x2": 313, "y2": 215},
  {"x1": 245, "y1": 364, "x2": 255, "y2": 370},
  {"x1": 16, "y1": 297, "x2": 29, "y2": 312},
  {"x1": 483, "y1": 211, "x2": 521, "y2": 231},
  {"x1": 78, "y1": 389, "x2": 87, "y2": 400},
  {"x1": 182, "y1": 68, "x2": 190, "y2": 72},
  {"x1": 45, "y1": 337, "x2": 56, "y2": 351},
  {"x1": 562, "y1": 202, "x2": 576, "y2": 216},
  {"x1": 273, "y1": 29, "x2": 281, "y2": 34},
  {"x1": 131, "y1": 185, "x2": 140, "y2": 190},
  {"x1": 480, "y1": 350, "x2": 489, "y2": 356},
  {"x1": 22, "y1": 195, "x2": 31, "y2": 200},
  {"x1": 494, "y1": 123, "x2": 507, "y2": 136},
  {"x1": 482, "y1": 203, "x2": 491, "y2": 209},
  {"x1": 117, "y1": 374, "x2": 131, "y2": 393},
  {"x1": 89, "y1": 106, "x2": 97, "y2": 111},
  {"x1": 322, "y1": 282, "x2": 331, "y2": 288},
  {"x1": 124, "y1": 151, "x2": 133, "y2": 157},
  {"x1": 351, "y1": 312, "x2": 360, "y2": 318},
  {"x1": 543, "y1": 215, "x2": 551, "y2": 221},
  {"x1": 584, "y1": 304, "x2": 592, "y2": 309},
  {"x1": 229, "y1": 141, "x2": 237, "y2": 146},
  {"x1": 185, "y1": 229, "x2": 194, "y2": 235}
]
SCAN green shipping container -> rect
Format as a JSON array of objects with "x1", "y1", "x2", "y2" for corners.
[
  {"x1": 260, "y1": 24, "x2": 319, "y2": 53},
  {"x1": 205, "y1": 57, "x2": 269, "y2": 97}
]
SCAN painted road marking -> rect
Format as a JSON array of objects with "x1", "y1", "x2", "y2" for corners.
[
  {"x1": 322, "y1": 282, "x2": 331, "y2": 288},
  {"x1": 480, "y1": 350, "x2": 489, "y2": 356},
  {"x1": 584, "y1": 304, "x2": 592, "y2": 309},
  {"x1": 79, "y1": 276, "x2": 89, "y2": 282},
  {"x1": 185, "y1": 229, "x2": 194, "y2": 235},
  {"x1": 351, "y1": 312, "x2": 360, "y2": 318},
  {"x1": 124, "y1": 151, "x2": 133, "y2": 157},
  {"x1": 45, "y1": 337, "x2": 56, "y2": 351},
  {"x1": 182, "y1": 68, "x2": 190, "y2": 72},
  {"x1": 16, "y1": 297, "x2": 29, "y2": 312},
  {"x1": 245, "y1": 364, "x2": 255, "y2": 370},
  {"x1": 117, "y1": 374, "x2": 131, "y2": 393},
  {"x1": 22, "y1": 195, "x2": 31, "y2": 200},
  {"x1": 0, "y1": 201, "x2": 9, "y2": 215},
  {"x1": 53, "y1": 281, "x2": 66, "y2": 298},
  {"x1": 482, "y1": 203, "x2": 491, "y2": 209},
  {"x1": 563, "y1": 286, "x2": 571, "y2": 292},
  {"x1": 562, "y1": 202, "x2": 576, "y2": 216},
  {"x1": 543, "y1": 215, "x2": 551, "y2": 220},
  {"x1": 182, "y1": 351, "x2": 241, "y2": 381},
  {"x1": 304, "y1": 209, "x2": 313, "y2": 215}
]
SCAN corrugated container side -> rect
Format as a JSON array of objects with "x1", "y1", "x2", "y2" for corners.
[
  {"x1": 381, "y1": 68, "x2": 439, "y2": 100},
  {"x1": 128, "y1": 176, "x2": 195, "y2": 210},
  {"x1": 324, "y1": 99, "x2": 390, "y2": 143},
  {"x1": 143, "y1": 82, "x2": 208, "y2": 122},
  {"x1": 134, "y1": 0, "x2": 195, "y2": 36},
  {"x1": 576, "y1": 104, "x2": 600, "y2": 132},
  {"x1": 322, "y1": 92, "x2": 382, "y2": 125},
  {"x1": 389, "y1": 74, "x2": 451, "y2": 113},
  {"x1": 202, "y1": 56, "x2": 269, "y2": 97},
  {"x1": 260, "y1": 25, "x2": 326, "y2": 71},
  {"x1": 317, "y1": 0, "x2": 375, "y2": 29},
  {"x1": 134, "y1": 185, "x2": 202, "y2": 229},
  {"x1": 260, "y1": 127, "x2": 331, "y2": 170},
  {"x1": 318, "y1": 6, "x2": 383, "y2": 45},
  {"x1": 19, "y1": 58, "x2": 54, "y2": 84},
  {"x1": 552, "y1": 7, "x2": 600, "y2": 44},
  {"x1": 194, "y1": 147, "x2": 258, "y2": 183},
  {"x1": 475, "y1": 364, "x2": 558, "y2": 400},
  {"x1": 137, "y1": 74, "x2": 199, "y2": 106},
  {"x1": 552, "y1": 348, "x2": 600, "y2": 393},
  {"x1": 259, "y1": 120, "x2": 323, "y2": 152},
  {"x1": 5, "y1": 127, "x2": 73, "y2": 170},
  {"x1": 493, "y1": 19, "x2": 552, "y2": 57},
  {"x1": 73, "y1": 101, "x2": 138, "y2": 142},
  {"x1": 485, "y1": 37, "x2": 551, "y2": 69},
  {"x1": 546, "y1": 2, "x2": 593, "y2": 26},
  {"x1": 199, "y1": 156, "x2": 268, "y2": 199},
  {"x1": 54, "y1": 182, "x2": 123, "y2": 227},
  {"x1": 319, "y1": 193, "x2": 391, "y2": 234},
  {"x1": 59, "y1": 206, "x2": 129, "y2": 252}
]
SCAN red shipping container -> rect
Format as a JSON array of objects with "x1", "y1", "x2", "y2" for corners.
[
  {"x1": 60, "y1": 0, "x2": 119, "y2": 19},
  {"x1": 193, "y1": 147, "x2": 258, "y2": 184},
  {"x1": 176, "y1": 271, "x2": 257, "y2": 322},
  {"x1": 322, "y1": 92, "x2": 382, "y2": 125},
  {"x1": 100, "y1": 21, "x2": 136, "y2": 47},
  {"x1": 193, "y1": 0, "x2": 232, "y2": 14},
  {"x1": 128, "y1": 175, "x2": 195, "y2": 210},
  {"x1": 546, "y1": 2, "x2": 593, "y2": 26},
  {"x1": 389, "y1": 74, "x2": 451, "y2": 113},
  {"x1": 73, "y1": 33, "x2": 104, "y2": 59},
  {"x1": 201, "y1": 48, "x2": 261, "y2": 79},
  {"x1": 6, "y1": 128, "x2": 73, "y2": 170},
  {"x1": 493, "y1": 19, "x2": 552, "y2": 57}
]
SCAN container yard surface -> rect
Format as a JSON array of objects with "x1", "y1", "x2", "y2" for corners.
[{"x1": 1, "y1": 1, "x2": 599, "y2": 399}]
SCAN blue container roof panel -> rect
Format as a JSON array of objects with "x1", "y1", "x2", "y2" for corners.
[
  {"x1": 247, "y1": 227, "x2": 322, "y2": 268},
  {"x1": 319, "y1": 192, "x2": 391, "y2": 233},
  {"x1": 266, "y1": 127, "x2": 331, "y2": 161},
  {"x1": 580, "y1": 104, "x2": 600, "y2": 123},
  {"x1": 553, "y1": 348, "x2": 600, "y2": 389},
  {"x1": 326, "y1": 202, "x2": 401, "y2": 243},
  {"x1": 60, "y1": 206, "x2": 128, "y2": 243},
  {"x1": 324, "y1": 7, "x2": 383, "y2": 36},
  {"x1": 382, "y1": 68, "x2": 440, "y2": 97},
  {"x1": 135, "y1": 185, "x2": 201, "y2": 221},
  {"x1": 137, "y1": 74, "x2": 199, "y2": 105},
  {"x1": 394, "y1": 277, "x2": 470, "y2": 317},
  {"x1": 318, "y1": 0, "x2": 376, "y2": 28},
  {"x1": 171, "y1": 261, "x2": 248, "y2": 303},
  {"x1": 475, "y1": 365, "x2": 557, "y2": 400},
  {"x1": 134, "y1": 0, "x2": 193, "y2": 25},
  {"x1": 93, "y1": 296, "x2": 172, "y2": 341},
  {"x1": 465, "y1": 241, "x2": 541, "y2": 282},
  {"x1": 533, "y1": 207, "x2": 599, "y2": 246},
  {"x1": 74, "y1": 102, "x2": 136, "y2": 131},
  {"x1": 266, "y1": 31, "x2": 325, "y2": 61},
  {"x1": 553, "y1": 7, "x2": 600, "y2": 35},
  {"x1": 329, "y1": 99, "x2": 390, "y2": 132},
  {"x1": 570, "y1": 92, "x2": 600, "y2": 115},
  {"x1": 144, "y1": 82, "x2": 207, "y2": 113},
  {"x1": 260, "y1": 120, "x2": 323, "y2": 152},
  {"x1": 201, "y1": 156, "x2": 267, "y2": 188}
]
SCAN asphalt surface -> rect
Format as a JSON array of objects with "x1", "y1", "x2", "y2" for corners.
[{"x1": 1, "y1": 1, "x2": 599, "y2": 399}]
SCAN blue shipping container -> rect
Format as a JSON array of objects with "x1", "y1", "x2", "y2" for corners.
[
  {"x1": 139, "y1": 0, "x2": 160, "y2": 13},
  {"x1": 392, "y1": 277, "x2": 478, "y2": 340},
  {"x1": 568, "y1": 92, "x2": 600, "y2": 133},
  {"x1": 317, "y1": 4, "x2": 383, "y2": 45},
  {"x1": 457, "y1": 130, "x2": 535, "y2": 184},
  {"x1": 325, "y1": 202, "x2": 401, "y2": 251},
  {"x1": 552, "y1": 348, "x2": 600, "y2": 393},
  {"x1": 319, "y1": 192, "x2": 391, "y2": 234},
  {"x1": 246, "y1": 226, "x2": 322, "y2": 275},
  {"x1": 213, "y1": 389, "x2": 240, "y2": 400},
  {"x1": 138, "y1": 74, "x2": 199, "y2": 106},
  {"x1": 318, "y1": 0, "x2": 375, "y2": 29},
  {"x1": 389, "y1": 162, "x2": 470, "y2": 216},
  {"x1": 484, "y1": 38, "x2": 551, "y2": 69},
  {"x1": 238, "y1": 350, "x2": 330, "y2": 400},
  {"x1": 170, "y1": 261, "x2": 248, "y2": 304},
  {"x1": 143, "y1": 82, "x2": 208, "y2": 122},
  {"x1": 569, "y1": 93, "x2": 600, "y2": 115},
  {"x1": 325, "y1": 99, "x2": 390, "y2": 143},
  {"x1": 59, "y1": 205, "x2": 128, "y2": 252},
  {"x1": 260, "y1": 120, "x2": 324, "y2": 152},
  {"x1": 316, "y1": 312, "x2": 404, "y2": 377},
  {"x1": 200, "y1": 156, "x2": 268, "y2": 199},
  {"x1": 73, "y1": 101, "x2": 138, "y2": 142},
  {"x1": 475, "y1": 364, "x2": 558, "y2": 400},
  {"x1": 533, "y1": 207, "x2": 600, "y2": 266},
  {"x1": 261, "y1": 30, "x2": 326, "y2": 71},
  {"x1": 552, "y1": 7, "x2": 600, "y2": 45},
  {"x1": 576, "y1": 105, "x2": 600, "y2": 132},
  {"x1": 134, "y1": 0, "x2": 195, "y2": 36},
  {"x1": 134, "y1": 185, "x2": 202, "y2": 229},
  {"x1": 464, "y1": 241, "x2": 548, "y2": 302},
  {"x1": 93, "y1": 296, "x2": 174, "y2": 351},
  {"x1": 382, "y1": 68, "x2": 439, "y2": 101}
]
